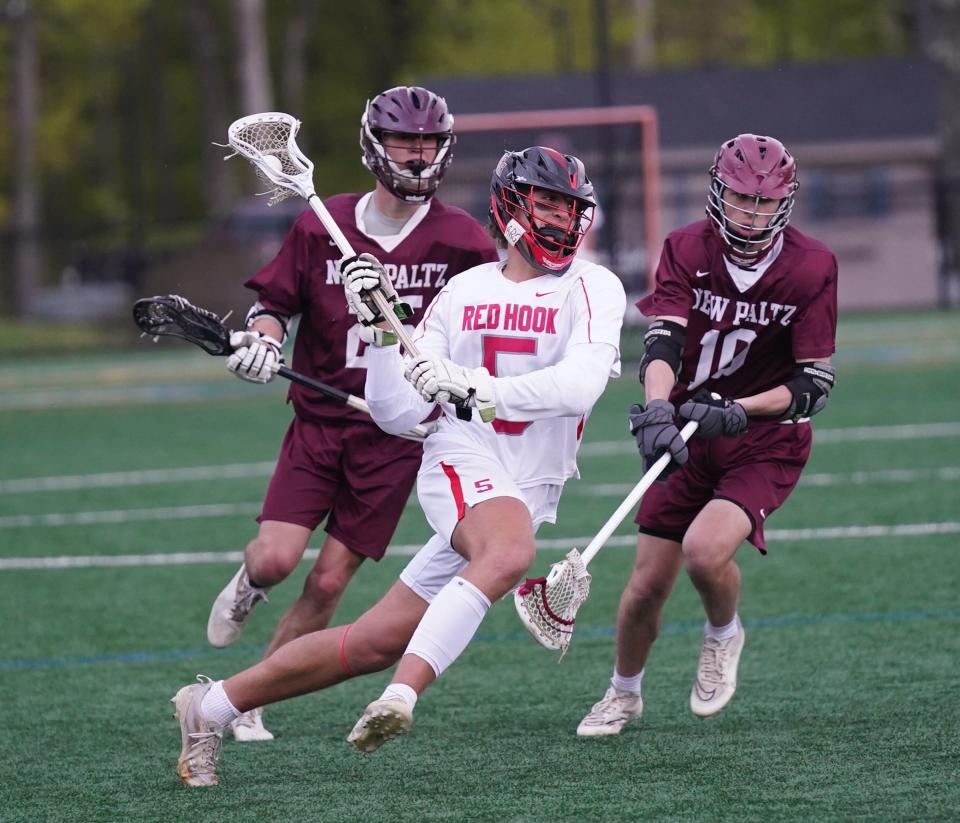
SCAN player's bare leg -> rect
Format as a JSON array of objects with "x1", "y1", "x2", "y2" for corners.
[
  {"x1": 244, "y1": 520, "x2": 314, "y2": 590},
  {"x1": 615, "y1": 534, "x2": 685, "y2": 676},
  {"x1": 349, "y1": 497, "x2": 535, "y2": 754},
  {"x1": 231, "y1": 537, "x2": 365, "y2": 741},
  {"x1": 399, "y1": 495, "x2": 536, "y2": 686},
  {"x1": 261, "y1": 536, "x2": 364, "y2": 655},
  {"x1": 683, "y1": 499, "x2": 749, "y2": 625},
  {"x1": 172, "y1": 582, "x2": 428, "y2": 784},
  {"x1": 225, "y1": 581, "x2": 428, "y2": 708},
  {"x1": 208, "y1": 521, "x2": 311, "y2": 738},
  {"x1": 578, "y1": 534, "x2": 683, "y2": 736},
  {"x1": 682, "y1": 499, "x2": 751, "y2": 717}
]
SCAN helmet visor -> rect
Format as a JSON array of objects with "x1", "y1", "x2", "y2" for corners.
[
  {"x1": 708, "y1": 178, "x2": 794, "y2": 259},
  {"x1": 503, "y1": 184, "x2": 594, "y2": 269}
]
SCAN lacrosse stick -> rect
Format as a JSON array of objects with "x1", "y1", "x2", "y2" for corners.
[
  {"x1": 514, "y1": 419, "x2": 699, "y2": 657},
  {"x1": 223, "y1": 112, "x2": 419, "y2": 357},
  {"x1": 132, "y1": 294, "x2": 434, "y2": 442}
]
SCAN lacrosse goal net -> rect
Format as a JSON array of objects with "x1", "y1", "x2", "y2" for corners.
[{"x1": 439, "y1": 105, "x2": 661, "y2": 294}]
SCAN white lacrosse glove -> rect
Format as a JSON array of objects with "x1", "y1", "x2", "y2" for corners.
[
  {"x1": 404, "y1": 356, "x2": 497, "y2": 423},
  {"x1": 341, "y1": 253, "x2": 410, "y2": 326},
  {"x1": 226, "y1": 330, "x2": 284, "y2": 383}
]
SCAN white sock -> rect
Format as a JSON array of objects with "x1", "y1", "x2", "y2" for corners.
[
  {"x1": 611, "y1": 668, "x2": 644, "y2": 695},
  {"x1": 705, "y1": 615, "x2": 740, "y2": 641},
  {"x1": 380, "y1": 682, "x2": 419, "y2": 711},
  {"x1": 404, "y1": 576, "x2": 491, "y2": 677},
  {"x1": 200, "y1": 680, "x2": 242, "y2": 727}
]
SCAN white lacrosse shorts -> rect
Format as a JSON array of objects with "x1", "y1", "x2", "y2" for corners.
[{"x1": 400, "y1": 455, "x2": 562, "y2": 602}]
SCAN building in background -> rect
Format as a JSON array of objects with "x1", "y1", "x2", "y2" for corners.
[{"x1": 429, "y1": 57, "x2": 944, "y2": 313}]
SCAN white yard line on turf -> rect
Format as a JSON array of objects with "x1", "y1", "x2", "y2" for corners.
[
  {"x1": 579, "y1": 466, "x2": 960, "y2": 497},
  {"x1": 577, "y1": 422, "x2": 960, "y2": 456},
  {"x1": 3, "y1": 421, "x2": 959, "y2": 494},
  {"x1": 0, "y1": 462, "x2": 278, "y2": 493},
  {"x1": 1, "y1": 466, "x2": 957, "y2": 529},
  {"x1": 0, "y1": 503, "x2": 261, "y2": 528},
  {"x1": 2, "y1": 521, "x2": 958, "y2": 570},
  {"x1": 0, "y1": 466, "x2": 960, "y2": 529}
]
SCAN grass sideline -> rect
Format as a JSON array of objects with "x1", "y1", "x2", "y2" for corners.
[
  {"x1": 0, "y1": 309, "x2": 958, "y2": 822},
  {"x1": 0, "y1": 317, "x2": 133, "y2": 357}
]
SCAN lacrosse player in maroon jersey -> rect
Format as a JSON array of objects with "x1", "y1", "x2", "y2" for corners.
[
  {"x1": 205, "y1": 86, "x2": 497, "y2": 741},
  {"x1": 578, "y1": 134, "x2": 838, "y2": 736},
  {"x1": 169, "y1": 147, "x2": 626, "y2": 786}
]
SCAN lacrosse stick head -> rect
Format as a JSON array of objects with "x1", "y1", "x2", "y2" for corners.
[
  {"x1": 514, "y1": 548, "x2": 592, "y2": 658},
  {"x1": 227, "y1": 112, "x2": 316, "y2": 206},
  {"x1": 132, "y1": 295, "x2": 232, "y2": 356}
]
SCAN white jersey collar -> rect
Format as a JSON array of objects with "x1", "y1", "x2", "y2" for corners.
[
  {"x1": 723, "y1": 233, "x2": 784, "y2": 292},
  {"x1": 354, "y1": 192, "x2": 431, "y2": 253}
]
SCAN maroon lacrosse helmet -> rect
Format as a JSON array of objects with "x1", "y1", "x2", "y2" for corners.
[
  {"x1": 489, "y1": 146, "x2": 596, "y2": 275},
  {"x1": 360, "y1": 86, "x2": 455, "y2": 203},
  {"x1": 706, "y1": 134, "x2": 799, "y2": 265}
]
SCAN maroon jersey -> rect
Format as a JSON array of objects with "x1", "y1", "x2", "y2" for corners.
[
  {"x1": 639, "y1": 220, "x2": 837, "y2": 420},
  {"x1": 245, "y1": 193, "x2": 498, "y2": 425}
]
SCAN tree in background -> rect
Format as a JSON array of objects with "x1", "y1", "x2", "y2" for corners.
[
  {"x1": 652, "y1": 0, "x2": 909, "y2": 66},
  {"x1": 0, "y1": 0, "x2": 936, "y2": 317}
]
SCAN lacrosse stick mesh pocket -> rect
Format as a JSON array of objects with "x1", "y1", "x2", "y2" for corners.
[
  {"x1": 229, "y1": 116, "x2": 308, "y2": 205},
  {"x1": 132, "y1": 295, "x2": 232, "y2": 356},
  {"x1": 514, "y1": 549, "x2": 592, "y2": 656}
]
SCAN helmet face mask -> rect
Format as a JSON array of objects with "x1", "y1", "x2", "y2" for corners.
[
  {"x1": 360, "y1": 86, "x2": 455, "y2": 203},
  {"x1": 706, "y1": 134, "x2": 798, "y2": 266},
  {"x1": 490, "y1": 147, "x2": 596, "y2": 275}
]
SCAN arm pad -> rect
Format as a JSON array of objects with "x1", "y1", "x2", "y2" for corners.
[
  {"x1": 783, "y1": 362, "x2": 836, "y2": 421},
  {"x1": 639, "y1": 319, "x2": 686, "y2": 382}
]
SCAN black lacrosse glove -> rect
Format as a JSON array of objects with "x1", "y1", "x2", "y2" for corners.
[
  {"x1": 628, "y1": 399, "x2": 689, "y2": 480},
  {"x1": 678, "y1": 390, "x2": 748, "y2": 439}
]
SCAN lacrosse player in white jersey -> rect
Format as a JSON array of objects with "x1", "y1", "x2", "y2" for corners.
[{"x1": 170, "y1": 146, "x2": 625, "y2": 785}]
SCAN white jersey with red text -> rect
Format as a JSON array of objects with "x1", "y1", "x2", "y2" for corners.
[{"x1": 367, "y1": 257, "x2": 626, "y2": 489}]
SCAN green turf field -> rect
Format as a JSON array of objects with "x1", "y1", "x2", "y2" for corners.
[{"x1": 1, "y1": 311, "x2": 958, "y2": 822}]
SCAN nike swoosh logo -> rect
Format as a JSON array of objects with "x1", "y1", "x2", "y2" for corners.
[
  {"x1": 694, "y1": 680, "x2": 717, "y2": 701},
  {"x1": 694, "y1": 269, "x2": 710, "y2": 278},
  {"x1": 535, "y1": 291, "x2": 557, "y2": 297}
]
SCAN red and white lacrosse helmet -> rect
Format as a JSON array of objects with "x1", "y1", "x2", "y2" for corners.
[{"x1": 489, "y1": 146, "x2": 596, "y2": 276}]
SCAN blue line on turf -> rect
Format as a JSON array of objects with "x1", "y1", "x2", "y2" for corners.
[{"x1": 3, "y1": 607, "x2": 958, "y2": 671}]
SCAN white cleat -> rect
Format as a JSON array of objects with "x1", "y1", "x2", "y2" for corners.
[
  {"x1": 207, "y1": 564, "x2": 270, "y2": 648},
  {"x1": 690, "y1": 618, "x2": 746, "y2": 718},
  {"x1": 171, "y1": 675, "x2": 224, "y2": 787},
  {"x1": 577, "y1": 684, "x2": 643, "y2": 737},
  {"x1": 347, "y1": 699, "x2": 413, "y2": 754},
  {"x1": 228, "y1": 707, "x2": 274, "y2": 742}
]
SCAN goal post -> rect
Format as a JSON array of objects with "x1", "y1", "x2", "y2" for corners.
[{"x1": 444, "y1": 105, "x2": 661, "y2": 293}]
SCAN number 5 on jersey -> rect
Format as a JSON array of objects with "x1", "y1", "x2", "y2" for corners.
[{"x1": 482, "y1": 335, "x2": 536, "y2": 435}]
